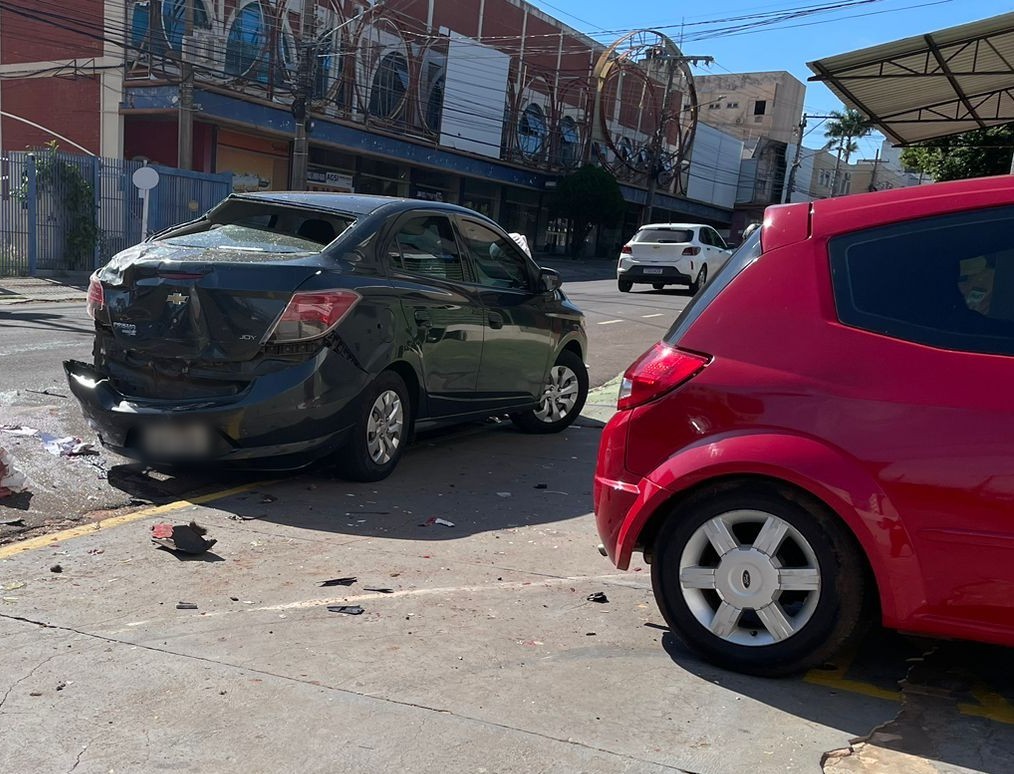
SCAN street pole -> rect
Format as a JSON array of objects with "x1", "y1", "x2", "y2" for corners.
[
  {"x1": 177, "y1": 0, "x2": 194, "y2": 170},
  {"x1": 868, "y1": 147, "x2": 880, "y2": 192},
  {"x1": 289, "y1": 0, "x2": 316, "y2": 190},
  {"x1": 782, "y1": 113, "x2": 807, "y2": 204}
]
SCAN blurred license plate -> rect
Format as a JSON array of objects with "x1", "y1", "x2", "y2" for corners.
[
  {"x1": 644, "y1": 268, "x2": 664, "y2": 275},
  {"x1": 143, "y1": 424, "x2": 212, "y2": 458}
]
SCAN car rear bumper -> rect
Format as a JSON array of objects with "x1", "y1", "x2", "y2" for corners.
[
  {"x1": 64, "y1": 352, "x2": 367, "y2": 470},
  {"x1": 617, "y1": 264, "x2": 692, "y2": 284}
]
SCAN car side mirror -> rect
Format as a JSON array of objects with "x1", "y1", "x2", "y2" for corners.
[{"x1": 539, "y1": 267, "x2": 562, "y2": 293}]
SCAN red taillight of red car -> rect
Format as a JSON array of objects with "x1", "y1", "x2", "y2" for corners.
[
  {"x1": 621, "y1": 245, "x2": 633, "y2": 254},
  {"x1": 682, "y1": 246, "x2": 701, "y2": 256},
  {"x1": 86, "y1": 277, "x2": 104, "y2": 320},
  {"x1": 617, "y1": 342, "x2": 709, "y2": 410},
  {"x1": 268, "y1": 290, "x2": 361, "y2": 343}
]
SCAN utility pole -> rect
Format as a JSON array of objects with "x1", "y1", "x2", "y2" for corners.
[
  {"x1": 782, "y1": 114, "x2": 807, "y2": 204},
  {"x1": 868, "y1": 147, "x2": 880, "y2": 192},
  {"x1": 643, "y1": 52, "x2": 712, "y2": 225},
  {"x1": 289, "y1": 0, "x2": 316, "y2": 190},
  {"x1": 177, "y1": 0, "x2": 194, "y2": 170}
]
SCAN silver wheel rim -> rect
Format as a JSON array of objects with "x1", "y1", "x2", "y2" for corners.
[
  {"x1": 366, "y1": 389, "x2": 404, "y2": 465},
  {"x1": 534, "y1": 365, "x2": 580, "y2": 423},
  {"x1": 696, "y1": 266, "x2": 707, "y2": 288},
  {"x1": 678, "y1": 509, "x2": 821, "y2": 646}
]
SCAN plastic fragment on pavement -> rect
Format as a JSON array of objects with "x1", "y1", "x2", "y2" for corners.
[
  {"x1": 319, "y1": 577, "x2": 357, "y2": 587},
  {"x1": 326, "y1": 605, "x2": 365, "y2": 615},
  {"x1": 151, "y1": 521, "x2": 217, "y2": 554},
  {"x1": 176, "y1": 602, "x2": 198, "y2": 610},
  {"x1": 0, "y1": 447, "x2": 31, "y2": 497},
  {"x1": 587, "y1": 592, "x2": 609, "y2": 603}
]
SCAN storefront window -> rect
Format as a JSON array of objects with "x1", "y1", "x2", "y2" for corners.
[
  {"x1": 462, "y1": 179, "x2": 499, "y2": 219},
  {"x1": 501, "y1": 188, "x2": 542, "y2": 245},
  {"x1": 558, "y1": 117, "x2": 581, "y2": 169}
]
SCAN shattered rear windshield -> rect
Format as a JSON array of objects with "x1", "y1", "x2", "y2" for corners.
[
  {"x1": 161, "y1": 201, "x2": 356, "y2": 253},
  {"x1": 634, "y1": 228, "x2": 694, "y2": 244}
]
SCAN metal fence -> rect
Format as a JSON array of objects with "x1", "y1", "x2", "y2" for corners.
[{"x1": 0, "y1": 151, "x2": 232, "y2": 276}]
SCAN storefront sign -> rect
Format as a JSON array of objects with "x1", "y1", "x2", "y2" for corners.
[{"x1": 307, "y1": 169, "x2": 354, "y2": 190}]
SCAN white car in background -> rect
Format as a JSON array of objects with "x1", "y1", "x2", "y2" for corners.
[{"x1": 616, "y1": 223, "x2": 732, "y2": 293}]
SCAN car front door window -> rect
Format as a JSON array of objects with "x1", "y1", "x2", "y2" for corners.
[
  {"x1": 389, "y1": 216, "x2": 466, "y2": 283},
  {"x1": 457, "y1": 220, "x2": 533, "y2": 291}
]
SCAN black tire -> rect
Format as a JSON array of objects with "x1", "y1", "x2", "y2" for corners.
[
  {"x1": 650, "y1": 486, "x2": 867, "y2": 677},
  {"x1": 652, "y1": 282, "x2": 666, "y2": 290},
  {"x1": 618, "y1": 278, "x2": 633, "y2": 293},
  {"x1": 511, "y1": 349, "x2": 588, "y2": 434},
  {"x1": 689, "y1": 264, "x2": 708, "y2": 294},
  {"x1": 337, "y1": 371, "x2": 411, "y2": 482}
]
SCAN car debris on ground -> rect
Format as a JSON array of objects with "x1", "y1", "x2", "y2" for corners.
[
  {"x1": 151, "y1": 521, "x2": 217, "y2": 555},
  {"x1": 0, "y1": 447, "x2": 31, "y2": 498},
  {"x1": 39, "y1": 433, "x2": 96, "y2": 457},
  {"x1": 319, "y1": 577, "x2": 357, "y2": 587},
  {"x1": 327, "y1": 605, "x2": 365, "y2": 615},
  {"x1": 587, "y1": 592, "x2": 609, "y2": 603}
]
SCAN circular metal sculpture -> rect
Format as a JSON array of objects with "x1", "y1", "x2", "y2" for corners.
[{"x1": 594, "y1": 30, "x2": 698, "y2": 189}]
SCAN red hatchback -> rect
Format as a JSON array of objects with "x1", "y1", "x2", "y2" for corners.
[{"x1": 594, "y1": 176, "x2": 1014, "y2": 676}]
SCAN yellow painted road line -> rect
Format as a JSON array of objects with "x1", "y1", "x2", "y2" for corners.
[
  {"x1": 803, "y1": 671, "x2": 902, "y2": 703},
  {"x1": 0, "y1": 481, "x2": 271, "y2": 560}
]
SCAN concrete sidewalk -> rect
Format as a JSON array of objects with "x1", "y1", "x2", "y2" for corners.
[{"x1": 0, "y1": 275, "x2": 89, "y2": 305}]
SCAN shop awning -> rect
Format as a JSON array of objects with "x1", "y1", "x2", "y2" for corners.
[{"x1": 807, "y1": 12, "x2": 1014, "y2": 145}]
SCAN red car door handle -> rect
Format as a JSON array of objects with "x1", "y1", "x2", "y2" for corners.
[{"x1": 488, "y1": 311, "x2": 504, "y2": 329}]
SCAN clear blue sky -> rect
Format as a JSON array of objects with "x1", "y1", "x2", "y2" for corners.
[{"x1": 534, "y1": 0, "x2": 1012, "y2": 157}]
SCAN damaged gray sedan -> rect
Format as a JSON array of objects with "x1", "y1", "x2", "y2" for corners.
[{"x1": 66, "y1": 193, "x2": 588, "y2": 480}]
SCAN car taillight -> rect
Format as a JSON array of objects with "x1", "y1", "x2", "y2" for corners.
[
  {"x1": 682, "y1": 246, "x2": 701, "y2": 256},
  {"x1": 267, "y1": 290, "x2": 361, "y2": 343},
  {"x1": 617, "y1": 342, "x2": 709, "y2": 411},
  {"x1": 86, "y1": 277, "x2": 104, "y2": 320},
  {"x1": 621, "y1": 245, "x2": 632, "y2": 254}
]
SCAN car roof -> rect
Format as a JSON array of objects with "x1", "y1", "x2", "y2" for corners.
[
  {"x1": 638, "y1": 223, "x2": 706, "y2": 230},
  {"x1": 762, "y1": 175, "x2": 1014, "y2": 251},
  {"x1": 230, "y1": 191, "x2": 497, "y2": 220},
  {"x1": 809, "y1": 175, "x2": 1014, "y2": 237}
]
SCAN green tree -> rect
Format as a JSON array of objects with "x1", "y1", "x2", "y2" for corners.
[
  {"x1": 824, "y1": 108, "x2": 871, "y2": 196},
  {"x1": 548, "y1": 164, "x2": 626, "y2": 256},
  {"x1": 900, "y1": 124, "x2": 1014, "y2": 181}
]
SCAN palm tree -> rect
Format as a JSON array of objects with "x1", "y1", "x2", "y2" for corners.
[{"x1": 824, "y1": 108, "x2": 870, "y2": 196}]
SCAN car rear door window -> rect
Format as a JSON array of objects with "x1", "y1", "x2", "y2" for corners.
[
  {"x1": 457, "y1": 220, "x2": 533, "y2": 291},
  {"x1": 388, "y1": 216, "x2": 466, "y2": 283},
  {"x1": 830, "y1": 206, "x2": 1014, "y2": 356}
]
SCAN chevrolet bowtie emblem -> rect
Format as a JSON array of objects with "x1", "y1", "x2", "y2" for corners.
[{"x1": 167, "y1": 291, "x2": 189, "y2": 306}]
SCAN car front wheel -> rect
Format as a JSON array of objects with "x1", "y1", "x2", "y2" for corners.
[
  {"x1": 511, "y1": 349, "x2": 588, "y2": 434},
  {"x1": 651, "y1": 486, "x2": 867, "y2": 676},
  {"x1": 338, "y1": 371, "x2": 410, "y2": 482}
]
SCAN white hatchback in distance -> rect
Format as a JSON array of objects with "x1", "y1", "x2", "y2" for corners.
[{"x1": 617, "y1": 223, "x2": 731, "y2": 293}]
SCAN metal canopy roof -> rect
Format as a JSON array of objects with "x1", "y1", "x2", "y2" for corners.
[{"x1": 807, "y1": 12, "x2": 1014, "y2": 145}]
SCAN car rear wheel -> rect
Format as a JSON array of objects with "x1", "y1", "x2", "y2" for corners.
[
  {"x1": 689, "y1": 264, "x2": 708, "y2": 294},
  {"x1": 338, "y1": 371, "x2": 410, "y2": 482},
  {"x1": 618, "y1": 278, "x2": 633, "y2": 293},
  {"x1": 651, "y1": 487, "x2": 867, "y2": 676},
  {"x1": 652, "y1": 283, "x2": 666, "y2": 290},
  {"x1": 511, "y1": 349, "x2": 588, "y2": 434}
]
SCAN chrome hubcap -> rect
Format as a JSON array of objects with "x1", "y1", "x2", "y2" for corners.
[
  {"x1": 534, "y1": 365, "x2": 579, "y2": 423},
  {"x1": 678, "y1": 510, "x2": 821, "y2": 646},
  {"x1": 366, "y1": 389, "x2": 404, "y2": 465}
]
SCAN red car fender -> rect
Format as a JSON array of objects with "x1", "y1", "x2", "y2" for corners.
[{"x1": 616, "y1": 431, "x2": 927, "y2": 628}]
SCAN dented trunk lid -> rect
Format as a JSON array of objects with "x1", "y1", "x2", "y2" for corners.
[{"x1": 95, "y1": 242, "x2": 325, "y2": 362}]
